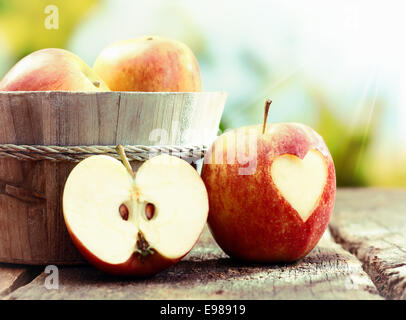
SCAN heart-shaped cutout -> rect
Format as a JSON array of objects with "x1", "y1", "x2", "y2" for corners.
[{"x1": 270, "y1": 150, "x2": 327, "y2": 222}]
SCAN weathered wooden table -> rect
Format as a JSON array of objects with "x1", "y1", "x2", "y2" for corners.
[{"x1": 0, "y1": 188, "x2": 405, "y2": 300}]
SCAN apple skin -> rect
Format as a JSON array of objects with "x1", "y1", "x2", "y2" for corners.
[
  {"x1": 93, "y1": 36, "x2": 202, "y2": 92},
  {"x1": 65, "y1": 222, "x2": 192, "y2": 277},
  {"x1": 66, "y1": 224, "x2": 177, "y2": 276},
  {"x1": 201, "y1": 123, "x2": 336, "y2": 262},
  {"x1": 0, "y1": 48, "x2": 110, "y2": 91}
]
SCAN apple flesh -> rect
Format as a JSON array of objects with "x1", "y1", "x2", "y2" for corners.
[
  {"x1": 0, "y1": 48, "x2": 110, "y2": 91},
  {"x1": 201, "y1": 122, "x2": 336, "y2": 262},
  {"x1": 63, "y1": 154, "x2": 208, "y2": 276},
  {"x1": 93, "y1": 36, "x2": 202, "y2": 92}
]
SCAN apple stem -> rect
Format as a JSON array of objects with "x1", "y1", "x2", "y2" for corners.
[
  {"x1": 116, "y1": 144, "x2": 135, "y2": 178},
  {"x1": 262, "y1": 99, "x2": 272, "y2": 134}
]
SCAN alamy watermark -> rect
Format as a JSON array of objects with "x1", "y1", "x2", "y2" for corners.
[
  {"x1": 44, "y1": 265, "x2": 59, "y2": 290},
  {"x1": 44, "y1": 5, "x2": 59, "y2": 30}
]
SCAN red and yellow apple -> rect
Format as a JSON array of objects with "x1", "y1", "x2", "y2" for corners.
[
  {"x1": 0, "y1": 48, "x2": 110, "y2": 91},
  {"x1": 63, "y1": 147, "x2": 208, "y2": 276},
  {"x1": 201, "y1": 101, "x2": 336, "y2": 262},
  {"x1": 93, "y1": 36, "x2": 202, "y2": 92}
]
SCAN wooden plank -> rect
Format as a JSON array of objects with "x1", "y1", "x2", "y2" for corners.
[
  {"x1": 0, "y1": 264, "x2": 40, "y2": 297},
  {"x1": 330, "y1": 188, "x2": 406, "y2": 300},
  {"x1": 4, "y1": 226, "x2": 381, "y2": 300}
]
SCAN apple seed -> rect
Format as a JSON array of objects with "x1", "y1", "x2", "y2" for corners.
[
  {"x1": 119, "y1": 204, "x2": 129, "y2": 221},
  {"x1": 145, "y1": 203, "x2": 155, "y2": 220}
]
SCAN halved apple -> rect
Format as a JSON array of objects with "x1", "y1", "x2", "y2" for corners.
[{"x1": 63, "y1": 152, "x2": 208, "y2": 276}]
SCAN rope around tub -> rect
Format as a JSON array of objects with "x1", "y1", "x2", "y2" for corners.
[{"x1": 0, "y1": 144, "x2": 207, "y2": 162}]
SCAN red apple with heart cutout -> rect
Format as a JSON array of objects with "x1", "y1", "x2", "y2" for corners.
[
  {"x1": 201, "y1": 100, "x2": 336, "y2": 262},
  {"x1": 63, "y1": 145, "x2": 208, "y2": 276}
]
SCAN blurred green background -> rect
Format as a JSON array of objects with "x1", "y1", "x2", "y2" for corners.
[{"x1": 0, "y1": 0, "x2": 404, "y2": 187}]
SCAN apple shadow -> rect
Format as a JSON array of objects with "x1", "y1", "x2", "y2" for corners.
[
  {"x1": 60, "y1": 256, "x2": 298, "y2": 284},
  {"x1": 51, "y1": 246, "x2": 338, "y2": 287}
]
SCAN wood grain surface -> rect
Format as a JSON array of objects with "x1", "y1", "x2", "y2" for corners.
[
  {"x1": 0, "y1": 264, "x2": 40, "y2": 297},
  {"x1": 330, "y1": 188, "x2": 406, "y2": 299},
  {"x1": 2, "y1": 228, "x2": 381, "y2": 300}
]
